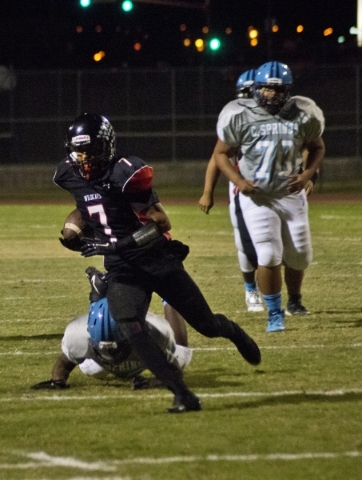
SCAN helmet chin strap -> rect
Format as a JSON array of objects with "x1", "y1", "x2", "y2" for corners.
[
  {"x1": 255, "y1": 87, "x2": 290, "y2": 115},
  {"x1": 263, "y1": 101, "x2": 284, "y2": 115}
]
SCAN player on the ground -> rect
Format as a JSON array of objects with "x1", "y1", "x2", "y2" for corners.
[
  {"x1": 32, "y1": 267, "x2": 193, "y2": 391},
  {"x1": 212, "y1": 61, "x2": 325, "y2": 332},
  {"x1": 53, "y1": 112, "x2": 261, "y2": 412}
]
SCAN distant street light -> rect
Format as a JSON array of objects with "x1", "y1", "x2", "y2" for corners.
[
  {"x1": 121, "y1": 0, "x2": 134, "y2": 11},
  {"x1": 358, "y1": 0, "x2": 362, "y2": 46},
  {"x1": 209, "y1": 37, "x2": 221, "y2": 51}
]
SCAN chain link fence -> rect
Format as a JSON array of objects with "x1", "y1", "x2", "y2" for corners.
[{"x1": 0, "y1": 64, "x2": 361, "y2": 168}]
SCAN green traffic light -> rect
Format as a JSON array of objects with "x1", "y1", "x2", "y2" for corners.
[
  {"x1": 121, "y1": 0, "x2": 134, "y2": 12},
  {"x1": 80, "y1": 0, "x2": 91, "y2": 7},
  {"x1": 209, "y1": 38, "x2": 221, "y2": 51}
]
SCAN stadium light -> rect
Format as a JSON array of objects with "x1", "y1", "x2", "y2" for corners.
[{"x1": 80, "y1": 0, "x2": 91, "y2": 7}]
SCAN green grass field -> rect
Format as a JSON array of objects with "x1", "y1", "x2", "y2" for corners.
[{"x1": 1, "y1": 193, "x2": 362, "y2": 480}]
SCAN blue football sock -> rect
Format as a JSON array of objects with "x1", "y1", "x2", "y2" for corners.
[
  {"x1": 244, "y1": 282, "x2": 257, "y2": 292},
  {"x1": 263, "y1": 293, "x2": 282, "y2": 314}
]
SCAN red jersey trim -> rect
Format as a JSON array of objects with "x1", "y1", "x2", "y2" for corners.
[{"x1": 123, "y1": 165, "x2": 154, "y2": 193}]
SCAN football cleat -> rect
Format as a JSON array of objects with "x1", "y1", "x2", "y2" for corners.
[
  {"x1": 166, "y1": 391, "x2": 202, "y2": 414},
  {"x1": 85, "y1": 266, "x2": 108, "y2": 302},
  {"x1": 266, "y1": 309, "x2": 285, "y2": 332},
  {"x1": 286, "y1": 299, "x2": 310, "y2": 316},
  {"x1": 231, "y1": 326, "x2": 261, "y2": 365},
  {"x1": 245, "y1": 290, "x2": 264, "y2": 312}
]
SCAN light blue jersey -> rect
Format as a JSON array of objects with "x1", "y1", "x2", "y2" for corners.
[{"x1": 217, "y1": 96, "x2": 324, "y2": 198}]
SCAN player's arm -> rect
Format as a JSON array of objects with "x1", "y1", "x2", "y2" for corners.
[
  {"x1": 198, "y1": 154, "x2": 221, "y2": 214},
  {"x1": 287, "y1": 137, "x2": 325, "y2": 194},
  {"x1": 213, "y1": 138, "x2": 258, "y2": 196},
  {"x1": 300, "y1": 148, "x2": 319, "y2": 196},
  {"x1": 303, "y1": 136, "x2": 325, "y2": 179},
  {"x1": 31, "y1": 353, "x2": 75, "y2": 390},
  {"x1": 143, "y1": 202, "x2": 171, "y2": 233},
  {"x1": 52, "y1": 353, "x2": 77, "y2": 382}
]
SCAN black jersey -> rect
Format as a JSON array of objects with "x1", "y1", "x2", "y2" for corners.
[
  {"x1": 54, "y1": 155, "x2": 181, "y2": 275},
  {"x1": 54, "y1": 155, "x2": 159, "y2": 240}
]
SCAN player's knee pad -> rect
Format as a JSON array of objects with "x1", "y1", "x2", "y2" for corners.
[
  {"x1": 284, "y1": 249, "x2": 312, "y2": 270},
  {"x1": 255, "y1": 242, "x2": 282, "y2": 267},
  {"x1": 237, "y1": 250, "x2": 255, "y2": 272}
]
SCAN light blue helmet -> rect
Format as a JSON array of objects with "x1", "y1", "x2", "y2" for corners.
[
  {"x1": 235, "y1": 69, "x2": 256, "y2": 99},
  {"x1": 254, "y1": 61, "x2": 293, "y2": 114},
  {"x1": 87, "y1": 298, "x2": 132, "y2": 364}
]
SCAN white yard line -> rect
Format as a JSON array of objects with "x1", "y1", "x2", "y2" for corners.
[
  {"x1": 1, "y1": 388, "x2": 362, "y2": 403},
  {"x1": 0, "y1": 343, "x2": 361, "y2": 356},
  {"x1": 1, "y1": 449, "x2": 361, "y2": 472},
  {"x1": 4, "y1": 296, "x2": 67, "y2": 300},
  {"x1": 193, "y1": 344, "x2": 362, "y2": 350}
]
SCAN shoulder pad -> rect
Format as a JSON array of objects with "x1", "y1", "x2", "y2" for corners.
[
  {"x1": 123, "y1": 165, "x2": 154, "y2": 193},
  {"x1": 285, "y1": 95, "x2": 321, "y2": 115},
  {"x1": 220, "y1": 98, "x2": 257, "y2": 115},
  {"x1": 62, "y1": 315, "x2": 90, "y2": 363},
  {"x1": 109, "y1": 156, "x2": 154, "y2": 193},
  {"x1": 290, "y1": 95, "x2": 317, "y2": 110}
]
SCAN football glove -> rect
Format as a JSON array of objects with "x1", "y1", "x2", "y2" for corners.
[
  {"x1": 59, "y1": 236, "x2": 82, "y2": 252},
  {"x1": 81, "y1": 222, "x2": 161, "y2": 257},
  {"x1": 132, "y1": 375, "x2": 150, "y2": 390},
  {"x1": 31, "y1": 379, "x2": 69, "y2": 390},
  {"x1": 81, "y1": 238, "x2": 117, "y2": 257}
]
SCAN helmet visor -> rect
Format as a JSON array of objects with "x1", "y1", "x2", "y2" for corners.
[
  {"x1": 67, "y1": 140, "x2": 110, "y2": 180},
  {"x1": 69, "y1": 141, "x2": 104, "y2": 159}
]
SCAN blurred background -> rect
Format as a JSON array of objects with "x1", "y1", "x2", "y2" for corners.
[{"x1": 0, "y1": 0, "x2": 361, "y2": 192}]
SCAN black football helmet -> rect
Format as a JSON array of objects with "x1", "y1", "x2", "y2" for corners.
[{"x1": 65, "y1": 113, "x2": 116, "y2": 181}]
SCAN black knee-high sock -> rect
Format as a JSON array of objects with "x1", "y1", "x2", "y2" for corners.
[
  {"x1": 213, "y1": 313, "x2": 242, "y2": 339},
  {"x1": 128, "y1": 330, "x2": 190, "y2": 397}
]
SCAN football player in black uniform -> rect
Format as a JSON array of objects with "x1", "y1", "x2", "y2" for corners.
[{"x1": 54, "y1": 113, "x2": 261, "y2": 413}]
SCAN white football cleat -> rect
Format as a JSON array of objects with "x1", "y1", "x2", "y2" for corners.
[{"x1": 245, "y1": 290, "x2": 264, "y2": 312}]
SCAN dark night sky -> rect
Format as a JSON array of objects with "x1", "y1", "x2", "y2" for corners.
[{"x1": 0, "y1": 0, "x2": 358, "y2": 69}]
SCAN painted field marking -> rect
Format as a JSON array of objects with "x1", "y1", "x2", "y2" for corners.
[
  {"x1": 3, "y1": 451, "x2": 115, "y2": 472},
  {"x1": 4, "y1": 296, "x2": 67, "y2": 300},
  {"x1": 0, "y1": 343, "x2": 361, "y2": 357},
  {"x1": 113, "y1": 450, "x2": 362, "y2": 465},
  {"x1": 1, "y1": 449, "x2": 361, "y2": 472},
  {"x1": 1, "y1": 388, "x2": 362, "y2": 403}
]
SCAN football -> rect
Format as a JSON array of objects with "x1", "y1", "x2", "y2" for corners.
[{"x1": 62, "y1": 208, "x2": 92, "y2": 240}]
